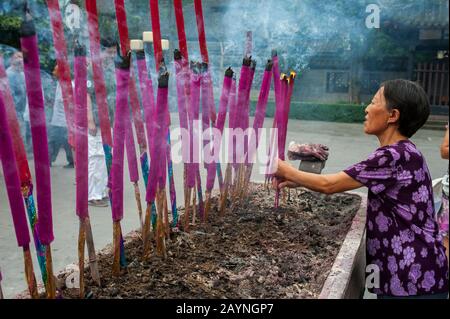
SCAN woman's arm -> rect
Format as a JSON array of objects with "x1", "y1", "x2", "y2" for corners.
[
  {"x1": 440, "y1": 126, "x2": 449, "y2": 160},
  {"x1": 275, "y1": 159, "x2": 363, "y2": 194}
]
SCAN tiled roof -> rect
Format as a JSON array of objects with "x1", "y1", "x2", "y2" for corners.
[{"x1": 391, "y1": 0, "x2": 449, "y2": 28}]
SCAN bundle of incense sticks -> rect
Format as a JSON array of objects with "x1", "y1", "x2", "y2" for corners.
[
  {"x1": 20, "y1": 6, "x2": 56, "y2": 298},
  {"x1": 0, "y1": 56, "x2": 47, "y2": 283},
  {"x1": 220, "y1": 75, "x2": 237, "y2": 216},
  {"x1": 148, "y1": 0, "x2": 178, "y2": 231},
  {"x1": 204, "y1": 67, "x2": 234, "y2": 219},
  {"x1": 273, "y1": 71, "x2": 296, "y2": 208},
  {"x1": 111, "y1": 46, "x2": 131, "y2": 276},
  {"x1": 243, "y1": 60, "x2": 274, "y2": 193},
  {"x1": 186, "y1": 61, "x2": 204, "y2": 229},
  {"x1": 231, "y1": 56, "x2": 252, "y2": 203},
  {"x1": 174, "y1": 49, "x2": 191, "y2": 228},
  {"x1": 265, "y1": 50, "x2": 282, "y2": 187},
  {"x1": 74, "y1": 42, "x2": 93, "y2": 298},
  {"x1": 114, "y1": 0, "x2": 145, "y2": 240},
  {"x1": 85, "y1": 0, "x2": 113, "y2": 167},
  {"x1": 0, "y1": 90, "x2": 38, "y2": 299},
  {"x1": 145, "y1": 67, "x2": 170, "y2": 259}
]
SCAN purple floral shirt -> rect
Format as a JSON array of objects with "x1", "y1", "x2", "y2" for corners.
[{"x1": 344, "y1": 140, "x2": 449, "y2": 296}]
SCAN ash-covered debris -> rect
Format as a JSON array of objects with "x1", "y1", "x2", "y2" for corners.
[{"x1": 59, "y1": 184, "x2": 360, "y2": 299}]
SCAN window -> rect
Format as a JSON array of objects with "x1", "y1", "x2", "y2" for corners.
[
  {"x1": 326, "y1": 72, "x2": 349, "y2": 93},
  {"x1": 361, "y1": 72, "x2": 383, "y2": 95}
]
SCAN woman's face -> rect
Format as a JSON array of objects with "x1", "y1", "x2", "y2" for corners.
[{"x1": 364, "y1": 87, "x2": 394, "y2": 136}]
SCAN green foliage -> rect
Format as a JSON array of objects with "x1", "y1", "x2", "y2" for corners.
[
  {"x1": 0, "y1": 14, "x2": 21, "y2": 30},
  {"x1": 249, "y1": 100, "x2": 366, "y2": 123}
]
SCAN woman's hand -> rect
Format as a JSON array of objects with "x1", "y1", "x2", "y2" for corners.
[
  {"x1": 275, "y1": 158, "x2": 294, "y2": 180},
  {"x1": 273, "y1": 159, "x2": 300, "y2": 190},
  {"x1": 272, "y1": 178, "x2": 299, "y2": 190}
]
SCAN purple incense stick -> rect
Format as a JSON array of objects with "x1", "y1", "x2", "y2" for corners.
[
  {"x1": 111, "y1": 48, "x2": 131, "y2": 222},
  {"x1": 136, "y1": 51, "x2": 155, "y2": 161},
  {"x1": 205, "y1": 68, "x2": 233, "y2": 192},
  {"x1": 174, "y1": 50, "x2": 190, "y2": 165},
  {"x1": 146, "y1": 70, "x2": 170, "y2": 203},
  {"x1": 0, "y1": 92, "x2": 31, "y2": 248},
  {"x1": 187, "y1": 62, "x2": 201, "y2": 190},
  {"x1": 74, "y1": 43, "x2": 89, "y2": 220},
  {"x1": 248, "y1": 60, "x2": 273, "y2": 164},
  {"x1": 125, "y1": 113, "x2": 139, "y2": 184},
  {"x1": 20, "y1": 11, "x2": 53, "y2": 245}
]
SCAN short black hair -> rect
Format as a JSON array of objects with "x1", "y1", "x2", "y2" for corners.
[{"x1": 381, "y1": 79, "x2": 430, "y2": 138}]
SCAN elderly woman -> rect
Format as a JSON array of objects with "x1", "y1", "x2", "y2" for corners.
[{"x1": 275, "y1": 79, "x2": 448, "y2": 299}]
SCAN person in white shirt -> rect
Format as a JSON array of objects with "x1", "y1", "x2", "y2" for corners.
[{"x1": 48, "y1": 64, "x2": 74, "y2": 168}]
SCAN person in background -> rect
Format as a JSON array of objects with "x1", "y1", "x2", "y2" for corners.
[
  {"x1": 438, "y1": 125, "x2": 449, "y2": 261},
  {"x1": 6, "y1": 51, "x2": 30, "y2": 153},
  {"x1": 48, "y1": 64, "x2": 74, "y2": 168},
  {"x1": 86, "y1": 63, "x2": 109, "y2": 208},
  {"x1": 100, "y1": 37, "x2": 117, "y2": 125},
  {"x1": 274, "y1": 79, "x2": 448, "y2": 299}
]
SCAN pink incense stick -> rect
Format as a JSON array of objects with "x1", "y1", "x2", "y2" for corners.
[
  {"x1": 20, "y1": 13, "x2": 53, "y2": 245},
  {"x1": 111, "y1": 50, "x2": 131, "y2": 222},
  {"x1": 174, "y1": 50, "x2": 190, "y2": 164},
  {"x1": 125, "y1": 114, "x2": 139, "y2": 184},
  {"x1": 265, "y1": 51, "x2": 282, "y2": 181},
  {"x1": 234, "y1": 57, "x2": 252, "y2": 166},
  {"x1": 186, "y1": 63, "x2": 201, "y2": 190},
  {"x1": 136, "y1": 51, "x2": 155, "y2": 158},
  {"x1": 146, "y1": 71, "x2": 169, "y2": 203},
  {"x1": 0, "y1": 92, "x2": 31, "y2": 248},
  {"x1": 201, "y1": 63, "x2": 211, "y2": 170},
  {"x1": 0, "y1": 57, "x2": 31, "y2": 185},
  {"x1": 47, "y1": 0, "x2": 75, "y2": 147},
  {"x1": 243, "y1": 60, "x2": 256, "y2": 164},
  {"x1": 277, "y1": 76, "x2": 289, "y2": 161},
  {"x1": 85, "y1": 0, "x2": 113, "y2": 147},
  {"x1": 205, "y1": 68, "x2": 233, "y2": 192},
  {"x1": 248, "y1": 60, "x2": 273, "y2": 164},
  {"x1": 227, "y1": 76, "x2": 237, "y2": 165},
  {"x1": 74, "y1": 43, "x2": 89, "y2": 220}
]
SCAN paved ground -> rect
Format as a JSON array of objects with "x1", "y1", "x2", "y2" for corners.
[{"x1": 1, "y1": 116, "x2": 448, "y2": 298}]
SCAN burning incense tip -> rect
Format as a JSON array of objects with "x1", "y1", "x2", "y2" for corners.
[
  {"x1": 130, "y1": 39, "x2": 144, "y2": 51},
  {"x1": 161, "y1": 39, "x2": 170, "y2": 51},
  {"x1": 290, "y1": 71, "x2": 297, "y2": 79},
  {"x1": 143, "y1": 31, "x2": 154, "y2": 43}
]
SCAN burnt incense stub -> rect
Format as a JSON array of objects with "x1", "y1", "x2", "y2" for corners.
[
  {"x1": 20, "y1": 6, "x2": 36, "y2": 37},
  {"x1": 114, "y1": 45, "x2": 131, "y2": 70},
  {"x1": 135, "y1": 50, "x2": 145, "y2": 60},
  {"x1": 200, "y1": 62, "x2": 208, "y2": 73},
  {"x1": 190, "y1": 61, "x2": 201, "y2": 74},
  {"x1": 158, "y1": 71, "x2": 169, "y2": 88},
  {"x1": 265, "y1": 60, "x2": 274, "y2": 71},
  {"x1": 225, "y1": 67, "x2": 234, "y2": 78},
  {"x1": 271, "y1": 49, "x2": 278, "y2": 58},
  {"x1": 74, "y1": 42, "x2": 86, "y2": 57},
  {"x1": 251, "y1": 60, "x2": 257, "y2": 71},
  {"x1": 174, "y1": 49, "x2": 182, "y2": 61},
  {"x1": 242, "y1": 56, "x2": 252, "y2": 67}
]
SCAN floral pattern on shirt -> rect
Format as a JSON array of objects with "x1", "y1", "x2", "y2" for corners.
[{"x1": 344, "y1": 140, "x2": 449, "y2": 296}]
